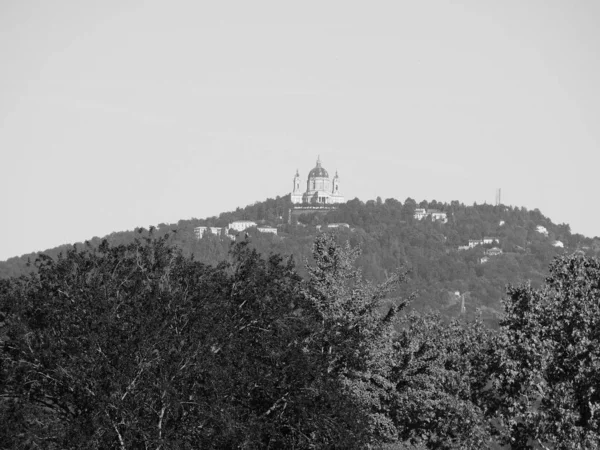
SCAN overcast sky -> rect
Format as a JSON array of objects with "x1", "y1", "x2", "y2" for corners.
[{"x1": 1, "y1": 0, "x2": 599, "y2": 260}]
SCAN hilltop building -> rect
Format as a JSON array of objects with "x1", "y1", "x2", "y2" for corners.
[
  {"x1": 228, "y1": 221, "x2": 257, "y2": 232},
  {"x1": 291, "y1": 157, "x2": 344, "y2": 205},
  {"x1": 194, "y1": 226, "x2": 223, "y2": 238},
  {"x1": 414, "y1": 208, "x2": 448, "y2": 223},
  {"x1": 429, "y1": 210, "x2": 448, "y2": 223},
  {"x1": 466, "y1": 237, "x2": 500, "y2": 249},
  {"x1": 414, "y1": 208, "x2": 428, "y2": 220},
  {"x1": 257, "y1": 226, "x2": 277, "y2": 235}
]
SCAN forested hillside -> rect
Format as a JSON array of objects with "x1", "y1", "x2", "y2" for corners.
[
  {"x1": 2, "y1": 196, "x2": 598, "y2": 326},
  {"x1": 4, "y1": 231, "x2": 600, "y2": 448}
]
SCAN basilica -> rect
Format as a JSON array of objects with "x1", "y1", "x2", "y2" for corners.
[{"x1": 291, "y1": 157, "x2": 345, "y2": 205}]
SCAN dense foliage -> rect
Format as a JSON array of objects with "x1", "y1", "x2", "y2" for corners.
[
  {"x1": 2, "y1": 196, "x2": 598, "y2": 327},
  {"x1": 1, "y1": 232, "x2": 413, "y2": 448},
  {"x1": 489, "y1": 254, "x2": 600, "y2": 448},
  {"x1": 3, "y1": 229, "x2": 600, "y2": 448}
]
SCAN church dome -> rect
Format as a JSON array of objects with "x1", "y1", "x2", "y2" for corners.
[{"x1": 308, "y1": 157, "x2": 329, "y2": 178}]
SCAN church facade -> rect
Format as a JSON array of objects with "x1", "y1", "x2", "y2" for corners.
[{"x1": 291, "y1": 157, "x2": 345, "y2": 205}]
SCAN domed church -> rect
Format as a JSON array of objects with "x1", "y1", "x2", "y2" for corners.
[{"x1": 290, "y1": 157, "x2": 345, "y2": 205}]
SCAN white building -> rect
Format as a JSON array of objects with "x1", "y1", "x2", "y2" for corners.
[
  {"x1": 291, "y1": 157, "x2": 344, "y2": 205},
  {"x1": 414, "y1": 208, "x2": 428, "y2": 220},
  {"x1": 482, "y1": 237, "x2": 499, "y2": 245},
  {"x1": 228, "y1": 221, "x2": 257, "y2": 232},
  {"x1": 257, "y1": 226, "x2": 278, "y2": 235},
  {"x1": 552, "y1": 240, "x2": 564, "y2": 248},
  {"x1": 429, "y1": 210, "x2": 448, "y2": 223},
  {"x1": 194, "y1": 226, "x2": 223, "y2": 239},
  {"x1": 536, "y1": 225, "x2": 549, "y2": 236},
  {"x1": 468, "y1": 239, "x2": 483, "y2": 248},
  {"x1": 327, "y1": 223, "x2": 350, "y2": 229},
  {"x1": 414, "y1": 208, "x2": 447, "y2": 223}
]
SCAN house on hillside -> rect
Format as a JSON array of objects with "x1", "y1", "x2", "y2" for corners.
[
  {"x1": 194, "y1": 226, "x2": 223, "y2": 239},
  {"x1": 257, "y1": 226, "x2": 277, "y2": 235},
  {"x1": 468, "y1": 239, "x2": 483, "y2": 248},
  {"x1": 552, "y1": 240, "x2": 564, "y2": 248},
  {"x1": 228, "y1": 221, "x2": 257, "y2": 232},
  {"x1": 483, "y1": 237, "x2": 499, "y2": 245},
  {"x1": 429, "y1": 210, "x2": 448, "y2": 223},
  {"x1": 414, "y1": 208, "x2": 428, "y2": 220},
  {"x1": 414, "y1": 208, "x2": 448, "y2": 223},
  {"x1": 536, "y1": 225, "x2": 549, "y2": 236}
]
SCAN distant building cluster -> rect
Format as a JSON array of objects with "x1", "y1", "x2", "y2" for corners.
[
  {"x1": 194, "y1": 220, "x2": 277, "y2": 240},
  {"x1": 414, "y1": 208, "x2": 448, "y2": 223},
  {"x1": 468, "y1": 237, "x2": 499, "y2": 248},
  {"x1": 458, "y1": 237, "x2": 500, "y2": 253},
  {"x1": 291, "y1": 157, "x2": 344, "y2": 205}
]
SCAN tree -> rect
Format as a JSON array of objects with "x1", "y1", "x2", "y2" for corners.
[
  {"x1": 403, "y1": 198, "x2": 417, "y2": 218},
  {"x1": 489, "y1": 254, "x2": 600, "y2": 448},
  {"x1": 0, "y1": 233, "x2": 368, "y2": 448},
  {"x1": 303, "y1": 232, "x2": 411, "y2": 444},
  {"x1": 389, "y1": 313, "x2": 496, "y2": 449}
]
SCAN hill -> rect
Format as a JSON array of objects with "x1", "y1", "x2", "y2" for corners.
[{"x1": 2, "y1": 196, "x2": 598, "y2": 325}]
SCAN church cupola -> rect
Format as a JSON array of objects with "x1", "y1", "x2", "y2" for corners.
[{"x1": 307, "y1": 156, "x2": 329, "y2": 179}]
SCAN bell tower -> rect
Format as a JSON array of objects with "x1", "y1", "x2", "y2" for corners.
[
  {"x1": 291, "y1": 169, "x2": 303, "y2": 204},
  {"x1": 332, "y1": 170, "x2": 340, "y2": 194}
]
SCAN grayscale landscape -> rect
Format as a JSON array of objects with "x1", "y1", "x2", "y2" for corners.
[{"x1": 1, "y1": 2, "x2": 600, "y2": 448}]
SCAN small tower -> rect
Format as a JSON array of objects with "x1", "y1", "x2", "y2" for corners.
[
  {"x1": 332, "y1": 170, "x2": 340, "y2": 194},
  {"x1": 291, "y1": 169, "x2": 303, "y2": 204},
  {"x1": 293, "y1": 169, "x2": 301, "y2": 192}
]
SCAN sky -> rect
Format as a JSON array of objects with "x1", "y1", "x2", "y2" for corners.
[{"x1": 1, "y1": 0, "x2": 599, "y2": 260}]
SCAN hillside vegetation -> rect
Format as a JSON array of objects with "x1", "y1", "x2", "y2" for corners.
[
  {"x1": 3, "y1": 196, "x2": 597, "y2": 326},
  {"x1": 3, "y1": 231, "x2": 600, "y2": 448}
]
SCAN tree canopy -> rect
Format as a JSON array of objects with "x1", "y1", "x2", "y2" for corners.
[
  {"x1": 3, "y1": 229, "x2": 600, "y2": 448},
  {"x1": 3, "y1": 197, "x2": 598, "y2": 328}
]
